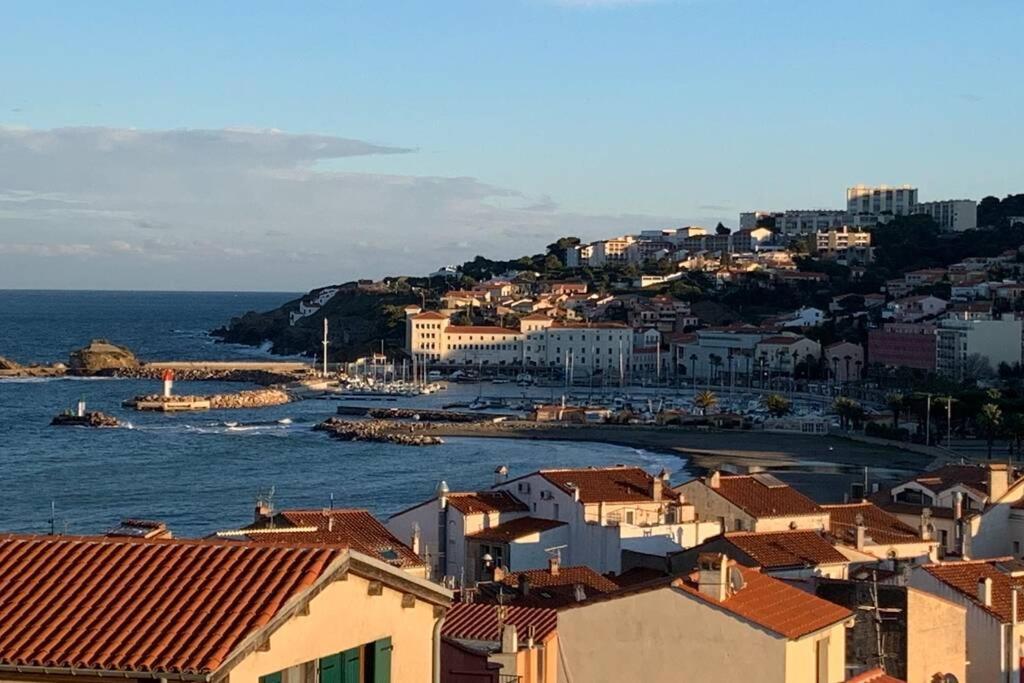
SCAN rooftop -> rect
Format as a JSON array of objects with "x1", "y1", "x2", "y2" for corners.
[
  {"x1": 442, "y1": 603, "x2": 558, "y2": 643},
  {"x1": 696, "y1": 473, "x2": 823, "y2": 519},
  {"x1": 448, "y1": 491, "x2": 530, "y2": 515},
  {"x1": 673, "y1": 563, "x2": 851, "y2": 639},
  {"x1": 923, "y1": 558, "x2": 1024, "y2": 623},
  {"x1": 224, "y1": 508, "x2": 423, "y2": 568},
  {"x1": 535, "y1": 466, "x2": 677, "y2": 504},
  {"x1": 821, "y1": 501, "x2": 922, "y2": 546},
  {"x1": 0, "y1": 534, "x2": 341, "y2": 675},
  {"x1": 845, "y1": 668, "x2": 906, "y2": 683},
  {"x1": 444, "y1": 326, "x2": 523, "y2": 335},
  {"x1": 465, "y1": 517, "x2": 567, "y2": 543},
  {"x1": 721, "y1": 530, "x2": 848, "y2": 569},
  {"x1": 474, "y1": 564, "x2": 619, "y2": 608}
]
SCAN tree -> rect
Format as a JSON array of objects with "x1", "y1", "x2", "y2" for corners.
[
  {"x1": 715, "y1": 222, "x2": 731, "y2": 236},
  {"x1": 1005, "y1": 413, "x2": 1024, "y2": 458},
  {"x1": 762, "y1": 393, "x2": 791, "y2": 418},
  {"x1": 886, "y1": 392, "x2": 906, "y2": 428},
  {"x1": 543, "y1": 254, "x2": 563, "y2": 272},
  {"x1": 833, "y1": 397, "x2": 864, "y2": 431},
  {"x1": 546, "y1": 236, "x2": 580, "y2": 256},
  {"x1": 694, "y1": 390, "x2": 718, "y2": 416},
  {"x1": 962, "y1": 354, "x2": 995, "y2": 384},
  {"x1": 977, "y1": 403, "x2": 1004, "y2": 460}
]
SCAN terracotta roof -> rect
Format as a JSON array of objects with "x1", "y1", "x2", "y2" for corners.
[
  {"x1": 475, "y1": 565, "x2": 619, "y2": 608},
  {"x1": 444, "y1": 326, "x2": 522, "y2": 335},
  {"x1": 550, "y1": 321, "x2": 629, "y2": 329},
  {"x1": 698, "y1": 474, "x2": 823, "y2": 518},
  {"x1": 447, "y1": 491, "x2": 529, "y2": 515},
  {"x1": 821, "y1": 502, "x2": 922, "y2": 546},
  {"x1": 923, "y1": 559, "x2": 1024, "y2": 623},
  {"x1": 899, "y1": 464, "x2": 999, "y2": 497},
  {"x1": 758, "y1": 335, "x2": 804, "y2": 345},
  {"x1": 722, "y1": 530, "x2": 848, "y2": 569},
  {"x1": 538, "y1": 467, "x2": 678, "y2": 504},
  {"x1": 674, "y1": 564, "x2": 851, "y2": 639},
  {"x1": 232, "y1": 509, "x2": 423, "y2": 568},
  {"x1": 608, "y1": 566, "x2": 669, "y2": 587},
  {"x1": 521, "y1": 313, "x2": 552, "y2": 320},
  {"x1": 845, "y1": 668, "x2": 905, "y2": 683},
  {"x1": 412, "y1": 310, "x2": 448, "y2": 319},
  {"x1": 0, "y1": 534, "x2": 340, "y2": 675},
  {"x1": 442, "y1": 603, "x2": 558, "y2": 643},
  {"x1": 466, "y1": 517, "x2": 566, "y2": 543}
]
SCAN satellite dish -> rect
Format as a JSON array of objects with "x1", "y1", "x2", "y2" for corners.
[
  {"x1": 729, "y1": 566, "x2": 746, "y2": 593},
  {"x1": 943, "y1": 675, "x2": 959, "y2": 683}
]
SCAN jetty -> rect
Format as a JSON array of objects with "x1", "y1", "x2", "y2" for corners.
[
  {"x1": 335, "y1": 406, "x2": 512, "y2": 423},
  {"x1": 314, "y1": 417, "x2": 443, "y2": 446},
  {"x1": 50, "y1": 401, "x2": 120, "y2": 427}
]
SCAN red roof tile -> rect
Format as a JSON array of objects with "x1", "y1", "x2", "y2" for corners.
[
  {"x1": 722, "y1": 530, "x2": 848, "y2": 569},
  {"x1": 444, "y1": 326, "x2": 522, "y2": 335},
  {"x1": 442, "y1": 603, "x2": 558, "y2": 643},
  {"x1": 539, "y1": 467, "x2": 678, "y2": 504},
  {"x1": 466, "y1": 517, "x2": 566, "y2": 543},
  {"x1": 923, "y1": 559, "x2": 1024, "y2": 623},
  {"x1": 845, "y1": 668, "x2": 905, "y2": 683},
  {"x1": 674, "y1": 564, "x2": 851, "y2": 639},
  {"x1": 474, "y1": 565, "x2": 619, "y2": 608},
  {"x1": 412, "y1": 310, "x2": 448, "y2": 319},
  {"x1": 447, "y1": 491, "x2": 529, "y2": 515},
  {"x1": 0, "y1": 534, "x2": 340, "y2": 675},
  {"x1": 821, "y1": 502, "x2": 922, "y2": 546},
  {"x1": 231, "y1": 509, "x2": 423, "y2": 568},
  {"x1": 700, "y1": 473, "x2": 823, "y2": 518}
]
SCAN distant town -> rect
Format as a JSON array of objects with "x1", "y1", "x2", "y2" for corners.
[{"x1": 5, "y1": 184, "x2": 1024, "y2": 683}]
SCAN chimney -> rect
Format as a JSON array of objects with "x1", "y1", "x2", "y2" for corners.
[
  {"x1": 978, "y1": 576, "x2": 993, "y2": 607},
  {"x1": 953, "y1": 491, "x2": 964, "y2": 522},
  {"x1": 327, "y1": 514, "x2": 334, "y2": 532},
  {"x1": 493, "y1": 565, "x2": 506, "y2": 583},
  {"x1": 650, "y1": 474, "x2": 662, "y2": 502},
  {"x1": 988, "y1": 463, "x2": 1010, "y2": 502},
  {"x1": 854, "y1": 513, "x2": 867, "y2": 551},
  {"x1": 411, "y1": 523, "x2": 421, "y2": 556},
  {"x1": 919, "y1": 508, "x2": 932, "y2": 541},
  {"x1": 494, "y1": 465, "x2": 509, "y2": 486},
  {"x1": 697, "y1": 553, "x2": 728, "y2": 601},
  {"x1": 548, "y1": 555, "x2": 560, "y2": 576},
  {"x1": 500, "y1": 623, "x2": 518, "y2": 654},
  {"x1": 436, "y1": 480, "x2": 449, "y2": 509},
  {"x1": 708, "y1": 471, "x2": 722, "y2": 489},
  {"x1": 1014, "y1": 587, "x2": 1020, "y2": 625},
  {"x1": 254, "y1": 497, "x2": 273, "y2": 523},
  {"x1": 518, "y1": 573, "x2": 531, "y2": 598}
]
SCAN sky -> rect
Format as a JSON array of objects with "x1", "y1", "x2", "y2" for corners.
[{"x1": 1, "y1": 0, "x2": 1022, "y2": 291}]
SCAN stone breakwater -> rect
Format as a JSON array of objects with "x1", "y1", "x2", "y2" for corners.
[
  {"x1": 127, "y1": 388, "x2": 291, "y2": 410},
  {"x1": 113, "y1": 367, "x2": 300, "y2": 385},
  {"x1": 314, "y1": 417, "x2": 444, "y2": 446},
  {"x1": 363, "y1": 407, "x2": 498, "y2": 423},
  {"x1": 50, "y1": 411, "x2": 121, "y2": 428}
]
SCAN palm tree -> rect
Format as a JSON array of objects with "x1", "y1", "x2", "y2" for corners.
[
  {"x1": 977, "y1": 403, "x2": 1004, "y2": 460},
  {"x1": 885, "y1": 392, "x2": 906, "y2": 428},
  {"x1": 689, "y1": 353, "x2": 698, "y2": 389},
  {"x1": 843, "y1": 355, "x2": 852, "y2": 384},
  {"x1": 762, "y1": 393, "x2": 791, "y2": 418},
  {"x1": 709, "y1": 354, "x2": 723, "y2": 386},
  {"x1": 833, "y1": 396, "x2": 864, "y2": 431},
  {"x1": 694, "y1": 390, "x2": 718, "y2": 416}
]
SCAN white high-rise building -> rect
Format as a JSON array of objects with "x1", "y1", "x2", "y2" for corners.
[
  {"x1": 846, "y1": 184, "x2": 918, "y2": 225},
  {"x1": 915, "y1": 199, "x2": 977, "y2": 232}
]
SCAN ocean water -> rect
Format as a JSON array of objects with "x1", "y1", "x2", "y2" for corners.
[{"x1": 0, "y1": 291, "x2": 685, "y2": 536}]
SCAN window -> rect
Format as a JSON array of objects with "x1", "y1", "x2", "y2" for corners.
[
  {"x1": 1015, "y1": 541, "x2": 1021, "y2": 556},
  {"x1": 625, "y1": 510, "x2": 634, "y2": 525}
]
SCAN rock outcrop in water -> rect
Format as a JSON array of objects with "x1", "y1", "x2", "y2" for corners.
[
  {"x1": 68, "y1": 340, "x2": 140, "y2": 375},
  {"x1": 0, "y1": 356, "x2": 22, "y2": 371},
  {"x1": 51, "y1": 411, "x2": 121, "y2": 427},
  {"x1": 315, "y1": 417, "x2": 443, "y2": 446},
  {"x1": 126, "y1": 388, "x2": 291, "y2": 410}
]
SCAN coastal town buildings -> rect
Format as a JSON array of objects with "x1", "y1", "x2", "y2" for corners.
[
  {"x1": 915, "y1": 199, "x2": 978, "y2": 232},
  {"x1": 824, "y1": 341, "x2": 865, "y2": 382},
  {"x1": 0, "y1": 534, "x2": 451, "y2": 683},
  {"x1": 846, "y1": 184, "x2": 919, "y2": 226},
  {"x1": 935, "y1": 317, "x2": 1024, "y2": 380},
  {"x1": 867, "y1": 323, "x2": 938, "y2": 372},
  {"x1": 442, "y1": 602, "x2": 558, "y2": 683},
  {"x1": 816, "y1": 226, "x2": 872, "y2": 261}
]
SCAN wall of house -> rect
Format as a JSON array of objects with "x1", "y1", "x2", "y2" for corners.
[
  {"x1": 387, "y1": 500, "x2": 442, "y2": 578},
  {"x1": 229, "y1": 571, "x2": 441, "y2": 683},
  {"x1": 782, "y1": 626, "x2": 847, "y2": 683},
  {"x1": 906, "y1": 588, "x2": 967, "y2": 683},
  {"x1": 556, "y1": 586, "x2": 792, "y2": 683},
  {"x1": 674, "y1": 481, "x2": 756, "y2": 532},
  {"x1": 908, "y1": 569, "x2": 1008, "y2": 683},
  {"x1": 509, "y1": 526, "x2": 571, "y2": 572},
  {"x1": 513, "y1": 636, "x2": 559, "y2": 683}
]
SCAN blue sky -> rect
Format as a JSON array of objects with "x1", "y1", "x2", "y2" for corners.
[{"x1": 1, "y1": 0, "x2": 1022, "y2": 290}]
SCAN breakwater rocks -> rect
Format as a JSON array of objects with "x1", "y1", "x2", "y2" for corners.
[
  {"x1": 126, "y1": 389, "x2": 291, "y2": 411},
  {"x1": 51, "y1": 411, "x2": 121, "y2": 428},
  {"x1": 69, "y1": 340, "x2": 140, "y2": 375},
  {"x1": 314, "y1": 417, "x2": 444, "y2": 446},
  {"x1": 112, "y1": 367, "x2": 300, "y2": 385},
  {"x1": 361, "y1": 407, "x2": 495, "y2": 423}
]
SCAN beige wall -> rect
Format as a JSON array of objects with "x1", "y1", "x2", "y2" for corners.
[
  {"x1": 556, "y1": 585, "x2": 847, "y2": 683},
  {"x1": 229, "y1": 571, "x2": 440, "y2": 683},
  {"x1": 906, "y1": 588, "x2": 967, "y2": 683},
  {"x1": 674, "y1": 481, "x2": 828, "y2": 533}
]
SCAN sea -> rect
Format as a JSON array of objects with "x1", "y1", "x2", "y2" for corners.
[{"x1": 0, "y1": 290, "x2": 684, "y2": 537}]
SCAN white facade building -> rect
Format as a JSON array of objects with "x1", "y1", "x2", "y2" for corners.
[
  {"x1": 915, "y1": 199, "x2": 978, "y2": 232},
  {"x1": 936, "y1": 317, "x2": 1024, "y2": 379},
  {"x1": 846, "y1": 184, "x2": 919, "y2": 224}
]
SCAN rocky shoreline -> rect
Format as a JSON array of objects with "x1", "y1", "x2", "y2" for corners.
[
  {"x1": 314, "y1": 417, "x2": 444, "y2": 446},
  {"x1": 112, "y1": 367, "x2": 299, "y2": 385},
  {"x1": 50, "y1": 411, "x2": 121, "y2": 428}
]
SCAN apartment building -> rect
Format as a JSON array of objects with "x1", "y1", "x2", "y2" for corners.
[
  {"x1": 588, "y1": 236, "x2": 635, "y2": 267},
  {"x1": 846, "y1": 184, "x2": 919, "y2": 225},
  {"x1": 740, "y1": 209, "x2": 846, "y2": 235},
  {"x1": 673, "y1": 326, "x2": 763, "y2": 381},
  {"x1": 867, "y1": 323, "x2": 937, "y2": 371},
  {"x1": 915, "y1": 199, "x2": 977, "y2": 232},
  {"x1": 935, "y1": 317, "x2": 1024, "y2": 379},
  {"x1": 816, "y1": 226, "x2": 872, "y2": 260}
]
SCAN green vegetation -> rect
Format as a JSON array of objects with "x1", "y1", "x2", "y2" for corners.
[
  {"x1": 693, "y1": 390, "x2": 718, "y2": 415},
  {"x1": 761, "y1": 393, "x2": 791, "y2": 418}
]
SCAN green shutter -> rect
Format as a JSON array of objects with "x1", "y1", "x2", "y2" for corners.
[
  {"x1": 259, "y1": 672, "x2": 282, "y2": 683},
  {"x1": 319, "y1": 653, "x2": 341, "y2": 683},
  {"x1": 373, "y1": 638, "x2": 392, "y2": 683},
  {"x1": 341, "y1": 647, "x2": 361, "y2": 683}
]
